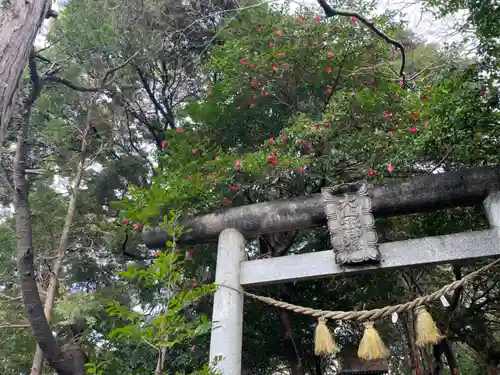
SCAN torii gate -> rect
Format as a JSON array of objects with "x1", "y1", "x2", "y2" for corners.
[{"x1": 143, "y1": 165, "x2": 500, "y2": 375}]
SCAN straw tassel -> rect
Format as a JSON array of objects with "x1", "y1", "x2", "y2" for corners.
[
  {"x1": 314, "y1": 316, "x2": 339, "y2": 356},
  {"x1": 357, "y1": 321, "x2": 390, "y2": 360},
  {"x1": 415, "y1": 306, "x2": 444, "y2": 347}
]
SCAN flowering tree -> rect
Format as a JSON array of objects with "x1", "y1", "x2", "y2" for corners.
[{"x1": 120, "y1": 2, "x2": 499, "y2": 374}]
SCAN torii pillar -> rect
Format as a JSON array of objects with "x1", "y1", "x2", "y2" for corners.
[{"x1": 209, "y1": 229, "x2": 247, "y2": 374}]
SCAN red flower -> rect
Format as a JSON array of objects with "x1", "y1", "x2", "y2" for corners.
[
  {"x1": 236, "y1": 172, "x2": 241, "y2": 176},
  {"x1": 188, "y1": 249, "x2": 195, "y2": 255},
  {"x1": 269, "y1": 136, "x2": 275, "y2": 144},
  {"x1": 123, "y1": 219, "x2": 129, "y2": 225},
  {"x1": 259, "y1": 26, "x2": 263, "y2": 31},
  {"x1": 269, "y1": 41, "x2": 273, "y2": 47},
  {"x1": 323, "y1": 121, "x2": 329, "y2": 127},
  {"x1": 325, "y1": 66, "x2": 332, "y2": 73},
  {"x1": 387, "y1": 131, "x2": 393, "y2": 135},
  {"x1": 177, "y1": 128, "x2": 183, "y2": 132},
  {"x1": 298, "y1": 17, "x2": 303, "y2": 22},
  {"x1": 387, "y1": 163, "x2": 393, "y2": 173},
  {"x1": 272, "y1": 65, "x2": 277, "y2": 71},
  {"x1": 153, "y1": 250, "x2": 159, "y2": 257},
  {"x1": 231, "y1": 185, "x2": 238, "y2": 191},
  {"x1": 241, "y1": 59, "x2": 247, "y2": 65},
  {"x1": 299, "y1": 167, "x2": 305, "y2": 173},
  {"x1": 327, "y1": 87, "x2": 334, "y2": 94},
  {"x1": 279, "y1": 51, "x2": 285, "y2": 57},
  {"x1": 225, "y1": 199, "x2": 231, "y2": 205},
  {"x1": 327, "y1": 51, "x2": 333, "y2": 57},
  {"x1": 249, "y1": 63, "x2": 255, "y2": 68},
  {"x1": 424, "y1": 121, "x2": 430, "y2": 127},
  {"x1": 391, "y1": 92, "x2": 399, "y2": 99},
  {"x1": 267, "y1": 155, "x2": 277, "y2": 165},
  {"x1": 423, "y1": 95, "x2": 429, "y2": 100},
  {"x1": 234, "y1": 160, "x2": 241, "y2": 168},
  {"x1": 412, "y1": 113, "x2": 419, "y2": 121},
  {"x1": 264, "y1": 91, "x2": 269, "y2": 96},
  {"x1": 384, "y1": 111, "x2": 392, "y2": 120},
  {"x1": 410, "y1": 127, "x2": 417, "y2": 133},
  {"x1": 135, "y1": 223, "x2": 141, "y2": 230},
  {"x1": 351, "y1": 16, "x2": 358, "y2": 24},
  {"x1": 369, "y1": 168, "x2": 376, "y2": 177},
  {"x1": 275, "y1": 29, "x2": 281, "y2": 36},
  {"x1": 399, "y1": 80, "x2": 404, "y2": 88},
  {"x1": 192, "y1": 148, "x2": 198, "y2": 153},
  {"x1": 187, "y1": 175, "x2": 193, "y2": 180},
  {"x1": 161, "y1": 140, "x2": 167, "y2": 148},
  {"x1": 175, "y1": 249, "x2": 180, "y2": 253},
  {"x1": 313, "y1": 17, "x2": 321, "y2": 23},
  {"x1": 250, "y1": 81, "x2": 258, "y2": 87}
]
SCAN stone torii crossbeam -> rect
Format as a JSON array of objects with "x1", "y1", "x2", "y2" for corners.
[{"x1": 143, "y1": 165, "x2": 500, "y2": 375}]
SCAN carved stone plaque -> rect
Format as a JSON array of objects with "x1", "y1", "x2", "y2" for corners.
[{"x1": 322, "y1": 183, "x2": 380, "y2": 265}]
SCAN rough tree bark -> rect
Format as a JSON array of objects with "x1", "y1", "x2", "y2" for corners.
[
  {"x1": 10, "y1": 57, "x2": 74, "y2": 375},
  {"x1": 0, "y1": 0, "x2": 52, "y2": 141},
  {"x1": 30, "y1": 107, "x2": 93, "y2": 375}
]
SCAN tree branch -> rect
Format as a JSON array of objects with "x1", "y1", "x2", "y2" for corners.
[
  {"x1": 317, "y1": 0, "x2": 406, "y2": 80},
  {"x1": 323, "y1": 64, "x2": 343, "y2": 114},
  {"x1": 43, "y1": 75, "x2": 101, "y2": 92},
  {"x1": 45, "y1": 9, "x2": 58, "y2": 19}
]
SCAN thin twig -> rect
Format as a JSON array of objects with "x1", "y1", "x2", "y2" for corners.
[{"x1": 428, "y1": 148, "x2": 453, "y2": 175}]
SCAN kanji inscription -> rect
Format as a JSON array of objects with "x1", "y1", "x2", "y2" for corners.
[{"x1": 322, "y1": 184, "x2": 380, "y2": 265}]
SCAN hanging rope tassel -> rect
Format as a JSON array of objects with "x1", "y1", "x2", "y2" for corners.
[
  {"x1": 357, "y1": 321, "x2": 390, "y2": 360},
  {"x1": 415, "y1": 306, "x2": 444, "y2": 347},
  {"x1": 314, "y1": 316, "x2": 339, "y2": 356}
]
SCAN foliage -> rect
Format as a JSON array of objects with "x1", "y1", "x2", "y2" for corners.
[{"x1": 0, "y1": 0, "x2": 499, "y2": 374}]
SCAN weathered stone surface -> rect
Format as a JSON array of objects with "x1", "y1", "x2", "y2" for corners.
[
  {"x1": 143, "y1": 166, "x2": 500, "y2": 248},
  {"x1": 239, "y1": 229, "x2": 499, "y2": 286},
  {"x1": 323, "y1": 184, "x2": 380, "y2": 265}
]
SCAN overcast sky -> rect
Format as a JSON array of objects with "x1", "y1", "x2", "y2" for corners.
[{"x1": 37, "y1": 0, "x2": 467, "y2": 48}]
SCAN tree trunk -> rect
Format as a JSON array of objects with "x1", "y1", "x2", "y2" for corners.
[
  {"x1": 401, "y1": 312, "x2": 421, "y2": 375},
  {"x1": 259, "y1": 234, "x2": 304, "y2": 375},
  {"x1": 13, "y1": 77, "x2": 73, "y2": 375},
  {"x1": 486, "y1": 361, "x2": 498, "y2": 375},
  {"x1": 279, "y1": 308, "x2": 304, "y2": 375},
  {"x1": 30, "y1": 108, "x2": 91, "y2": 374},
  {"x1": 441, "y1": 340, "x2": 460, "y2": 375},
  {"x1": 154, "y1": 347, "x2": 167, "y2": 375},
  {"x1": 0, "y1": 0, "x2": 51, "y2": 139}
]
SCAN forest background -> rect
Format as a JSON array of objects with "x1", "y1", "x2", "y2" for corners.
[{"x1": 0, "y1": 0, "x2": 498, "y2": 374}]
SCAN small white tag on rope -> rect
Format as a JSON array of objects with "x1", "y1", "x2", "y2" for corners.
[
  {"x1": 440, "y1": 295, "x2": 450, "y2": 307},
  {"x1": 391, "y1": 311, "x2": 398, "y2": 323}
]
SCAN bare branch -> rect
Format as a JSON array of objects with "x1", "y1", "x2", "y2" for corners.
[
  {"x1": 317, "y1": 0, "x2": 406, "y2": 80},
  {"x1": 427, "y1": 148, "x2": 454, "y2": 175},
  {"x1": 102, "y1": 51, "x2": 139, "y2": 84},
  {"x1": 43, "y1": 75, "x2": 101, "y2": 92}
]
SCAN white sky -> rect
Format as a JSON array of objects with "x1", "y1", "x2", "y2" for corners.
[{"x1": 37, "y1": 0, "x2": 467, "y2": 47}]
